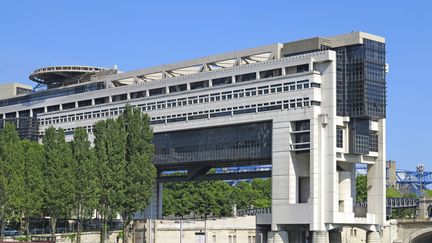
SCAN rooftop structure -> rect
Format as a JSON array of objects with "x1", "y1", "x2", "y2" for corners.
[{"x1": 29, "y1": 65, "x2": 117, "y2": 89}]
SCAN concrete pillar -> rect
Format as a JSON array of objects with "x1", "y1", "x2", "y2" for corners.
[
  {"x1": 268, "y1": 231, "x2": 289, "y2": 243},
  {"x1": 368, "y1": 119, "x2": 387, "y2": 225},
  {"x1": 366, "y1": 231, "x2": 381, "y2": 243},
  {"x1": 312, "y1": 231, "x2": 328, "y2": 243},
  {"x1": 339, "y1": 171, "x2": 353, "y2": 213},
  {"x1": 328, "y1": 230, "x2": 342, "y2": 243},
  {"x1": 418, "y1": 197, "x2": 429, "y2": 219}
]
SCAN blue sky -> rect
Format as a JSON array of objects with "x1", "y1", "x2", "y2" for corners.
[{"x1": 0, "y1": 0, "x2": 431, "y2": 170}]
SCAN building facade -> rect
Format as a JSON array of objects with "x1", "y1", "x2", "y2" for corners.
[{"x1": 0, "y1": 32, "x2": 387, "y2": 243}]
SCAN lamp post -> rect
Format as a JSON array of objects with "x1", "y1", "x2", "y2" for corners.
[{"x1": 416, "y1": 164, "x2": 425, "y2": 197}]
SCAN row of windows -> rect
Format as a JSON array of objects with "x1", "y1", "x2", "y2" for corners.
[
  {"x1": 142, "y1": 80, "x2": 316, "y2": 111},
  {"x1": 91, "y1": 65, "x2": 307, "y2": 104},
  {"x1": 149, "y1": 97, "x2": 316, "y2": 125},
  {"x1": 39, "y1": 98, "x2": 319, "y2": 136},
  {"x1": 38, "y1": 79, "x2": 319, "y2": 126},
  {"x1": 291, "y1": 120, "x2": 311, "y2": 151}
]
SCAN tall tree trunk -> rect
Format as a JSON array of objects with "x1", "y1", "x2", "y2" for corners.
[
  {"x1": 0, "y1": 219, "x2": 5, "y2": 242},
  {"x1": 77, "y1": 216, "x2": 82, "y2": 243},
  {"x1": 100, "y1": 216, "x2": 105, "y2": 243},
  {"x1": 123, "y1": 217, "x2": 129, "y2": 243},
  {"x1": 24, "y1": 218, "x2": 31, "y2": 241},
  {"x1": 77, "y1": 204, "x2": 82, "y2": 243},
  {"x1": 50, "y1": 217, "x2": 57, "y2": 240},
  {"x1": 100, "y1": 216, "x2": 109, "y2": 243}
]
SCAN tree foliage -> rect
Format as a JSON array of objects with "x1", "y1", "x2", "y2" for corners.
[
  {"x1": 118, "y1": 105, "x2": 156, "y2": 243},
  {"x1": 163, "y1": 178, "x2": 271, "y2": 218},
  {"x1": 356, "y1": 175, "x2": 367, "y2": 202},
  {"x1": 0, "y1": 123, "x2": 25, "y2": 240},
  {"x1": 21, "y1": 140, "x2": 45, "y2": 239},
  {"x1": 71, "y1": 127, "x2": 99, "y2": 243},
  {"x1": 93, "y1": 118, "x2": 127, "y2": 242},
  {"x1": 42, "y1": 127, "x2": 76, "y2": 238}
]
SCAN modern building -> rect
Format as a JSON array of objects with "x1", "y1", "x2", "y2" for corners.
[{"x1": 0, "y1": 31, "x2": 387, "y2": 243}]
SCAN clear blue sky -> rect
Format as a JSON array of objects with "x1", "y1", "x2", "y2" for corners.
[{"x1": 0, "y1": 0, "x2": 430, "y2": 170}]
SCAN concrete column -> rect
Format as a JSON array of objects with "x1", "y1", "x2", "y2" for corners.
[
  {"x1": 418, "y1": 197, "x2": 430, "y2": 219},
  {"x1": 268, "y1": 231, "x2": 289, "y2": 243},
  {"x1": 367, "y1": 119, "x2": 386, "y2": 225},
  {"x1": 366, "y1": 231, "x2": 381, "y2": 243},
  {"x1": 338, "y1": 171, "x2": 353, "y2": 213},
  {"x1": 271, "y1": 120, "x2": 295, "y2": 229},
  {"x1": 312, "y1": 231, "x2": 328, "y2": 243},
  {"x1": 157, "y1": 183, "x2": 163, "y2": 219}
]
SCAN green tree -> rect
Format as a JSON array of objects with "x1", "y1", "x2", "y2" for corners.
[
  {"x1": 93, "y1": 119, "x2": 127, "y2": 243},
  {"x1": 0, "y1": 123, "x2": 25, "y2": 241},
  {"x1": 163, "y1": 178, "x2": 272, "y2": 218},
  {"x1": 356, "y1": 175, "x2": 367, "y2": 202},
  {"x1": 251, "y1": 179, "x2": 271, "y2": 208},
  {"x1": 42, "y1": 127, "x2": 76, "y2": 239},
  {"x1": 118, "y1": 105, "x2": 156, "y2": 243},
  {"x1": 232, "y1": 181, "x2": 256, "y2": 209},
  {"x1": 21, "y1": 140, "x2": 45, "y2": 240},
  {"x1": 71, "y1": 127, "x2": 99, "y2": 243}
]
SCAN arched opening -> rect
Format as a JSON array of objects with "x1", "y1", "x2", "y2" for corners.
[{"x1": 408, "y1": 228, "x2": 432, "y2": 243}]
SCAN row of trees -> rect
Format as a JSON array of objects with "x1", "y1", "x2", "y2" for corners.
[
  {"x1": 163, "y1": 178, "x2": 271, "y2": 218},
  {"x1": 0, "y1": 105, "x2": 156, "y2": 243}
]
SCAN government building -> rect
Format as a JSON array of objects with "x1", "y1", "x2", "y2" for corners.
[{"x1": 0, "y1": 31, "x2": 388, "y2": 243}]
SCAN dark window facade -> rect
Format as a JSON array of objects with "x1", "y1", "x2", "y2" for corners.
[
  {"x1": 0, "y1": 82, "x2": 106, "y2": 108},
  {"x1": 0, "y1": 117, "x2": 39, "y2": 140},
  {"x1": 336, "y1": 127, "x2": 343, "y2": 148},
  {"x1": 334, "y1": 39, "x2": 386, "y2": 119},
  {"x1": 152, "y1": 122, "x2": 272, "y2": 166}
]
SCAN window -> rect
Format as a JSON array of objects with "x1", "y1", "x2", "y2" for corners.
[
  {"x1": 296, "y1": 64, "x2": 309, "y2": 73},
  {"x1": 62, "y1": 102, "x2": 76, "y2": 110},
  {"x1": 130, "y1": 90, "x2": 146, "y2": 99},
  {"x1": 259, "y1": 68, "x2": 282, "y2": 79},
  {"x1": 212, "y1": 76, "x2": 232, "y2": 86},
  {"x1": 228, "y1": 235, "x2": 237, "y2": 243},
  {"x1": 169, "y1": 84, "x2": 187, "y2": 93},
  {"x1": 78, "y1": 99, "x2": 92, "y2": 107},
  {"x1": 190, "y1": 80, "x2": 209, "y2": 90},
  {"x1": 149, "y1": 87, "x2": 166, "y2": 96},
  {"x1": 95, "y1": 96, "x2": 109, "y2": 105},
  {"x1": 336, "y1": 128, "x2": 343, "y2": 148},
  {"x1": 112, "y1": 93, "x2": 127, "y2": 102},
  {"x1": 235, "y1": 72, "x2": 256, "y2": 82}
]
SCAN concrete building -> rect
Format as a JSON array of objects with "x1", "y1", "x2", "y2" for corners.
[
  {"x1": 0, "y1": 31, "x2": 388, "y2": 242},
  {"x1": 0, "y1": 82, "x2": 32, "y2": 100}
]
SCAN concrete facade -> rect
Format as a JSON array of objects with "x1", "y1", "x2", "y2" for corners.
[
  {"x1": 0, "y1": 32, "x2": 388, "y2": 242},
  {"x1": 0, "y1": 82, "x2": 32, "y2": 100}
]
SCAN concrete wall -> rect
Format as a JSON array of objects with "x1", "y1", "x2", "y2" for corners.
[{"x1": 138, "y1": 216, "x2": 260, "y2": 243}]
